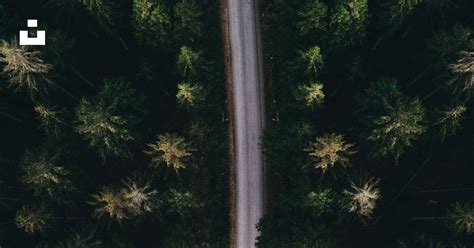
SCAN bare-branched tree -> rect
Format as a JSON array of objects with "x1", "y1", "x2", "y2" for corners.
[
  {"x1": 145, "y1": 133, "x2": 195, "y2": 172},
  {"x1": 343, "y1": 177, "x2": 381, "y2": 218}
]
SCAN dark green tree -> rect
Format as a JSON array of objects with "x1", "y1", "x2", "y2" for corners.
[
  {"x1": 177, "y1": 46, "x2": 203, "y2": 77},
  {"x1": 173, "y1": 0, "x2": 203, "y2": 42},
  {"x1": 356, "y1": 79, "x2": 426, "y2": 162},
  {"x1": 297, "y1": 0, "x2": 328, "y2": 36},
  {"x1": 20, "y1": 147, "x2": 73, "y2": 198},
  {"x1": 329, "y1": 0, "x2": 368, "y2": 47},
  {"x1": 133, "y1": 0, "x2": 170, "y2": 47},
  {"x1": 75, "y1": 79, "x2": 145, "y2": 160}
]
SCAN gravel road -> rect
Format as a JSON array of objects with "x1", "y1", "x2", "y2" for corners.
[{"x1": 227, "y1": 0, "x2": 266, "y2": 247}]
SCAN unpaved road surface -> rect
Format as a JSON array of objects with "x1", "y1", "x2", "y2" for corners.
[{"x1": 227, "y1": 0, "x2": 266, "y2": 247}]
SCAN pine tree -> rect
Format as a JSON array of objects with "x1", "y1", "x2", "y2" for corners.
[
  {"x1": 298, "y1": 46, "x2": 323, "y2": 78},
  {"x1": 434, "y1": 105, "x2": 466, "y2": 142},
  {"x1": 0, "y1": 39, "x2": 52, "y2": 96},
  {"x1": 133, "y1": 0, "x2": 170, "y2": 47},
  {"x1": 356, "y1": 79, "x2": 426, "y2": 162},
  {"x1": 15, "y1": 205, "x2": 52, "y2": 234},
  {"x1": 20, "y1": 147, "x2": 73, "y2": 198},
  {"x1": 343, "y1": 177, "x2": 381, "y2": 218},
  {"x1": 448, "y1": 51, "x2": 474, "y2": 99},
  {"x1": 329, "y1": 0, "x2": 368, "y2": 47},
  {"x1": 305, "y1": 133, "x2": 356, "y2": 173},
  {"x1": 448, "y1": 202, "x2": 474, "y2": 234},
  {"x1": 176, "y1": 82, "x2": 206, "y2": 108},
  {"x1": 297, "y1": 0, "x2": 328, "y2": 36},
  {"x1": 173, "y1": 0, "x2": 203, "y2": 42},
  {"x1": 75, "y1": 79, "x2": 145, "y2": 160},
  {"x1": 145, "y1": 133, "x2": 195, "y2": 172},
  {"x1": 177, "y1": 46, "x2": 203, "y2": 77},
  {"x1": 295, "y1": 82, "x2": 325, "y2": 108}
]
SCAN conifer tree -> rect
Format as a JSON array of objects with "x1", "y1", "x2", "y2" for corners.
[
  {"x1": 0, "y1": 39, "x2": 52, "y2": 96},
  {"x1": 75, "y1": 79, "x2": 145, "y2": 160},
  {"x1": 145, "y1": 133, "x2": 195, "y2": 172},
  {"x1": 305, "y1": 133, "x2": 356, "y2": 173}
]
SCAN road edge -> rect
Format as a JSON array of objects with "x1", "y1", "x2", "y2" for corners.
[{"x1": 219, "y1": 0, "x2": 237, "y2": 247}]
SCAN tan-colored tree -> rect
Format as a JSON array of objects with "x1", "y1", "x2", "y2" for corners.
[
  {"x1": 91, "y1": 178, "x2": 160, "y2": 222},
  {"x1": 176, "y1": 82, "x2": 206, "y2": 108},
  {"x1": 448, "y1": 202, "x2": 474, "y2": 234},
  {"x1": 305, "y1": 133, "x2": 356, "y2": 173},
  {"x1": 0, "y1": 39, "x2": 52, "y2": 95},
  {"x1": 15, "y1": 205, "x2": 52, "y2": 233},
  {"x1": 435, "y1": 105, "x2": 466, "y2": 141},
  {"x1": 145, "y1": 133, "x2": 195, "y2": 172},
  {"x1": 296, "y1": 82, "x2": 325, "y2": 108},
  {"x1": 343, "y1": 178, "x2": 381, "y2": 218},
  {"x1": 121, "y1": 178, "x2": 160, "y2": 216},
  {"x1": 20, "y1": 148, "x2": 73, "y2": 198},
  {"x1": 448, "y1": 51, "x2": 474, "y2": 99},
  {"x1": 91, "y1": 186, "x2": 129, "y2": 221}
]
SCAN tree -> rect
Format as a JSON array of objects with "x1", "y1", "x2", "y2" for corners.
[
  {"x1": 329, "y1": 0, "x2": 368, "y2": 47},
  {"x1": 173, "y1": 0, "x2": 203, "y2": 42},
  {"x1": 91, "y1": 177, "x2": 160, "y2": 222},
  {"x1": 434, "y1": 105, "x2": 466, "y2": 142},
  {"x1": 145, "y1": 133, "x2": 195, "y2": 172},
  {"x1": 448, "y1": 202, "x2": 474, "y2": 234},
  {"x1": 121, "y1": 177, "x2": 160, "y2": 217},
  {"x1": 384, "y1": 0, "x2": 424, "y2": 32},
  {"x1": 15, "y1": 205, "x2": 52, "y2": 234},
  {"x1": 298, "y1": 46, "x2": 323, "y2": 77},
  {"x1": 448, "y1": 51, "x2": 474, "y2": 99},
  {"x1": 176, "y1": 82, "x2": 206, "y2": 108},
  {"x1": 343, "y1": 177, "x2": 381, "y2": 218},
  {"x1": 75, "y1": 79, "x2": 145, "y2": 159},
  {"x1": 79, "y1": 0, "x2": 114, "y2": 30},
  {"x1": 397, "y1": 234, "x2": 448, "y2": 248},
  {"x1": 297, "y1": 0, "x2": 328, "y2": 36},
  {"x1": 58, "y1": 232, "x2": 102, "y2": 248},
  {"x1": 177, "y1": 46, "x2": 203, "y2": 77},
  {"x1": 20, "y1": 147, "x2": 73, "y2": 198},
  {"x1": 133, "y1": 0, "x2": 170, "y2": 47},
  {"x1": 91, "y1": 186, "x2": 129, "y2": 222},
  {"x1": 303, "y1": 187, "x2": 335, "y2": 217},
  {"x1": 295, "y1": 82, "x2": 325, "y2": 108},
  {"x1": 0, "y1": 39, "x2": 52, "y2": 96},
  {"x1": 426, "y1": 25, "x2": 472, "y2": 72},
  {"x1": 34, "y1": 105, "x2": 64, "y2": 135},
  {"x1": 167, "y1": 189, "x2": 197, "y2": 216},
  {"x1": 356, "y1": 79, "x2": 426, "y2": 162},
  {"x1": 305, "y1": 133, "x2": 356, "y2": 173}
]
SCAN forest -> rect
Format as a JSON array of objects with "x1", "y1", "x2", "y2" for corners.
[
  {"x1": 0, "y1": 0, "x2": 229, "y2": 247},
  {"x1": 0, "y1": 0, "x2": 473, "y2": 247},
  {"x1": 258, "y1": 0, "x2": 473, "y2": 247}
]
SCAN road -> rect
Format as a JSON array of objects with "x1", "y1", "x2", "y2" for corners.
[{"x1": 227, "y1": 0, "x2": 266, "y2": 247}]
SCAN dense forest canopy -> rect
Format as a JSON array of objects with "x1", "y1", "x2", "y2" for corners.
[
  {"x1": 259, "y1": 0, "x2": 473, "y2": 247},
  {"x1": 0, "y1": 0, "x2": 473, "y2": 247},
  {"x1": 0, "y1": 0, "x2": 229, "y2": 247}
]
